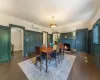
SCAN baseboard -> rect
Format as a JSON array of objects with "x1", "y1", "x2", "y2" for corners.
[
  {"x1": 14, "y1": 50, "x2": 23, "y2": 52},
  {"x1": 93, "y1": 57, "x2": 100, "y2": 69},
  {"x1": 0, "y1": 58, "x2": 10, "y2": 63}
]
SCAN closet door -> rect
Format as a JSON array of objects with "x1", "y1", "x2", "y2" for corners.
[
  {"x1": 0, "y1": 27, "x2": 11, "y2": 62},
  {"x1": 40, "y1": 33, "x2": 42, "y2": 46},
  {"x1": 24, "y1": 31, "x2": 30, "y2": 55},
  {"x1": 29, "y1": 31, "x2": 34, "y2": 53},
  {"x1": 76, "y1": 29, "x2": 88, "y2": 52},
  {"x1": 36, "y1": 32, "x2": 39, "y2": 46}
]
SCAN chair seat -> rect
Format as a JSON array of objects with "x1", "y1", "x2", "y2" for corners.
[
  {"x1": 37, "y1": 55, "x2": 45, "y2": 60},
  {"x1": 50, "y1": 53, "x2": 56, "y2": 58}
]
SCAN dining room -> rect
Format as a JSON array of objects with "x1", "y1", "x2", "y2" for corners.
[
  {"x1": 18, "y1": 32, "x2": 76, "y2": 80},
  {"x1": 0, "y1": 0, "x2": 100, "y2": 80}
]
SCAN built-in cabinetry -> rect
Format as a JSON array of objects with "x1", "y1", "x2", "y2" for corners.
[
  {"x1": 24, "y1": 30, "x2": 43, "y2": 55},
  {"x1": 60, "y1": 29, "x2": 88, "y2": 53},
  {"x1": 0, "y1": 26, "x2": 11, "y2": 62},
  {"x1": 89, "y1": 19, "x2": 100, "y2": 68},
  {"x1": 76, "y1": 28, "x2": 88, "y2": 53}
]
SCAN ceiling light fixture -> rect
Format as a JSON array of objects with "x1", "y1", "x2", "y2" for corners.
[{"x1": 50, "y1": 16, "x2": 57, "y2": 28}]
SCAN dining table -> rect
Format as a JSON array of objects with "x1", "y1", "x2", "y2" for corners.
[{"x1": 41, "y1": 47, "x2": 54, "y2": 73}]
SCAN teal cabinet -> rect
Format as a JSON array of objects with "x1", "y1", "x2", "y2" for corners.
[
  {"x1": 24, "y1": 31, "x2": 30, "y2": 56},
  {"x1": 0, "y1": 26, "x2": 11, "y2": 63},
  {"x1": 24, "y1": 30, "x2": 43, "y2": 55},
  {"x1": 76, "y1": 29, "x2": 88, "y2": 52},
  {"x1": 89, "y1": 19, "x2": 100, "y2": 68},
  {"x1": 48, "y1": 34, "x2": 53, "y2": 43}
]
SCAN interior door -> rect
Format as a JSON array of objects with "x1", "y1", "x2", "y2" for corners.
[
  {"x1": 24, "y1": 31, "x2": 30, "y2": 56},
  {"x1": 76, "y1": 29, "x2": 88, "y2": 52},
  {"x1": 0, "y1": 26, "x2": 11, "y2": 63}
]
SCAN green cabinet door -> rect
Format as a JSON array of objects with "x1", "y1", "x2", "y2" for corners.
[
  {"x1": 24, "y1": 31, "x2": 30, "y2": 56},
  {"x1": 0, "y1": 27, "x2": 11, "y2": 63}
]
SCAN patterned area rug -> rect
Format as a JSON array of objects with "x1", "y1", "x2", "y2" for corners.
[{"x1": 18, "y1": 54, "x2": 76, "y2": 80}]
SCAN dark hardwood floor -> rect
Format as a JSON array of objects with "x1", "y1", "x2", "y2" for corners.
[
  {"x1": 68, "y1": 53, "x2": 100, "y2": 80},
  {"x1": 0, "y1": 51, "x2": 100, "y2": 80}
]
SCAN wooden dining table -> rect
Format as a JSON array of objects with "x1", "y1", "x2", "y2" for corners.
[{"x1": 41, "y1": 47, "x2": 54, "y2": 73}]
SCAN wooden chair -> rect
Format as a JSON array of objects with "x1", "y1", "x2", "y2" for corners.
[
  {"x1": 35, "y1": 46, "x2": 45, "y2": 71},
  {"x1": 58, "y1": 48, "x2": 64, "y2": 62},
  {"x1": 49, "y1": 49, "x2": 60, "y2": 67},
  {"x1": 42, "y1": 44, "x2": 46, "y2": 48},
  {"x1": 47, "y1": 43, "x2": 51, "y2": 48},
  {"x1": 57, "y1": 43, "x2": 64, "y2": 62}
]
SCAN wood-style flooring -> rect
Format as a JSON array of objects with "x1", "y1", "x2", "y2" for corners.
[{"x1": 0, "y1": 51, "x2": 100, "y2": 80}]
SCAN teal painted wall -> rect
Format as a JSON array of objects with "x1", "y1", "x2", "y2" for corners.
[
  {"x1": 24, "y1": 30, "x2": 43, "y2": 55},
  {"x1": 76, "y1": 28, "x2": 88, "y2": 53},
  {"x1": 0, "y1": 26, "x2": 11, "y2": 63},
  {"x1": 59, "y1": 32, "x2": 76, "y2": 49},
  {"x1": 60, "y1": 29, "x2": 88, "y2": 53},
  {"x1": 88, "y1": 19, "x2": 100, "y2": 68},
  {"x1": 0, "y1": 25, "x2": 44, "y2": 62},
  {"x1": 48, "y1": 34, "x2": 53, "y2": 44}
]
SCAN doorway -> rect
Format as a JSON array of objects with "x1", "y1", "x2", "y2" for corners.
[
  {"x1": 43, "y1": 32, "x2": 48, "y2": 47},
  {"x1": 11, "y1": 28, "x2": 24, "y2": 58},
  {"x1": 53, "y1": 33, "x2": 58, "y2": 44}
]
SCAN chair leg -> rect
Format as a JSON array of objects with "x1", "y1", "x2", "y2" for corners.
[
  {"x1": 63, "y1": 53, "x2": 64, "y2": 59},
  {"x1": 60, "y1": 54, "x2": 62, "y2": 62},
  {"x1": 40, "y1": 60, "x2": 43, "y2": 71},
  {"x1": 55, "y1": 58, "x2": 57, "y2": 67},
  {"x1": 62, "y1": 50, "x2": 64, "y2": 59},
  {"x1": 58, "y1": 55, "x2": 60, "y2": 64},
  {"x1": 35, "y1": 58, "x2": 37, "y2": 68}
]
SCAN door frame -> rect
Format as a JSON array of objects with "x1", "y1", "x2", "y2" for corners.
[
  {"x1": 43, "y1": 31, "x2": 48, "y2": 47},
  {"x1": 9, "y1": 24, "x2": 26, "y2": 57}
]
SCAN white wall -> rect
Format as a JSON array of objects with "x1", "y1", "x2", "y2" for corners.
[
  {"x1": 90, "y1": 8, "x2": 100, "y2": 29},
  {"x1": 0, "y1": 13, "x2": 52, "y2": 33},
  {"x1": 11, "y1": 29, "x2": 22, "y2": 51},
  {"x1": 53, "y1": 33, "x2": 58, "y2": 44},
  {"x1": 43, "y1": 32, "x2": 47, "y2": 46}
]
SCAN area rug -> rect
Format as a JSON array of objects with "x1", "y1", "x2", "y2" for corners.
[{"x1": 18, "y1": 54, "x2": 76, "y2": 80}]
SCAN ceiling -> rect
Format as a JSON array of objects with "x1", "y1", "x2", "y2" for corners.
[{"x1": 0, "y1": 0, "x2": 100, "y2": 32}]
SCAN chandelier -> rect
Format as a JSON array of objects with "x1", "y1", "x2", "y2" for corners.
[{"x1": 50, "y1": 16, "x2": 57, "y2": 28}]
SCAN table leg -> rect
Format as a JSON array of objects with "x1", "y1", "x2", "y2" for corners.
[{"x1": 46, "y1": 54, "x2": 48, "y2": 73}]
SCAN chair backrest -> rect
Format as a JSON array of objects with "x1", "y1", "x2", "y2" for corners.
[
  {"x1": 59, "y1": 48, "x2": 62, "y2": 53},
  {"x1": 53, "y1": 44, "x2": 57, "y2": 50},
  {"x1": 47, "y1": 43, "x2": 51, "y2": 48},
  {"x1": 35, "y1": 46, "x2": 41, "y2": 56},
  {"x1": 59, "y1": 43, "x2": 63, "y2": 49},
  {"x1": 42, "y1": 44, "x2": 46, "y2": 48}
]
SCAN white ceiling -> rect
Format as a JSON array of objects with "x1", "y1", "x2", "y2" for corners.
[{"x1": 0, "y1": 0, "x2": 100, "y2": 32}]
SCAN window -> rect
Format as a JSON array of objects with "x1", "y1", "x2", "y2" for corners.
[{"x1": 93, "y1": 24, "x2": 99, "y2": 44}]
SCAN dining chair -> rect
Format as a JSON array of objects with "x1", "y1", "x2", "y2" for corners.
[
  {"x1": 47, "y1": 43, "x2": 51, "y2": 48},
  {"x1": 35, "y1": 46, "x2": 45, "y2": 71},
  {"x1": 42, "y1": 44, "x2": 46, "y2": 48},
  {"x1": 50, "y1": 50, "x2": 59, "y2": 67},
  {"x1": 56, "y1": 43, "x2": 64, "y2": 62},
  {"x1": 58, "y1": 48, "x2": 64, "y2": 62}
]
